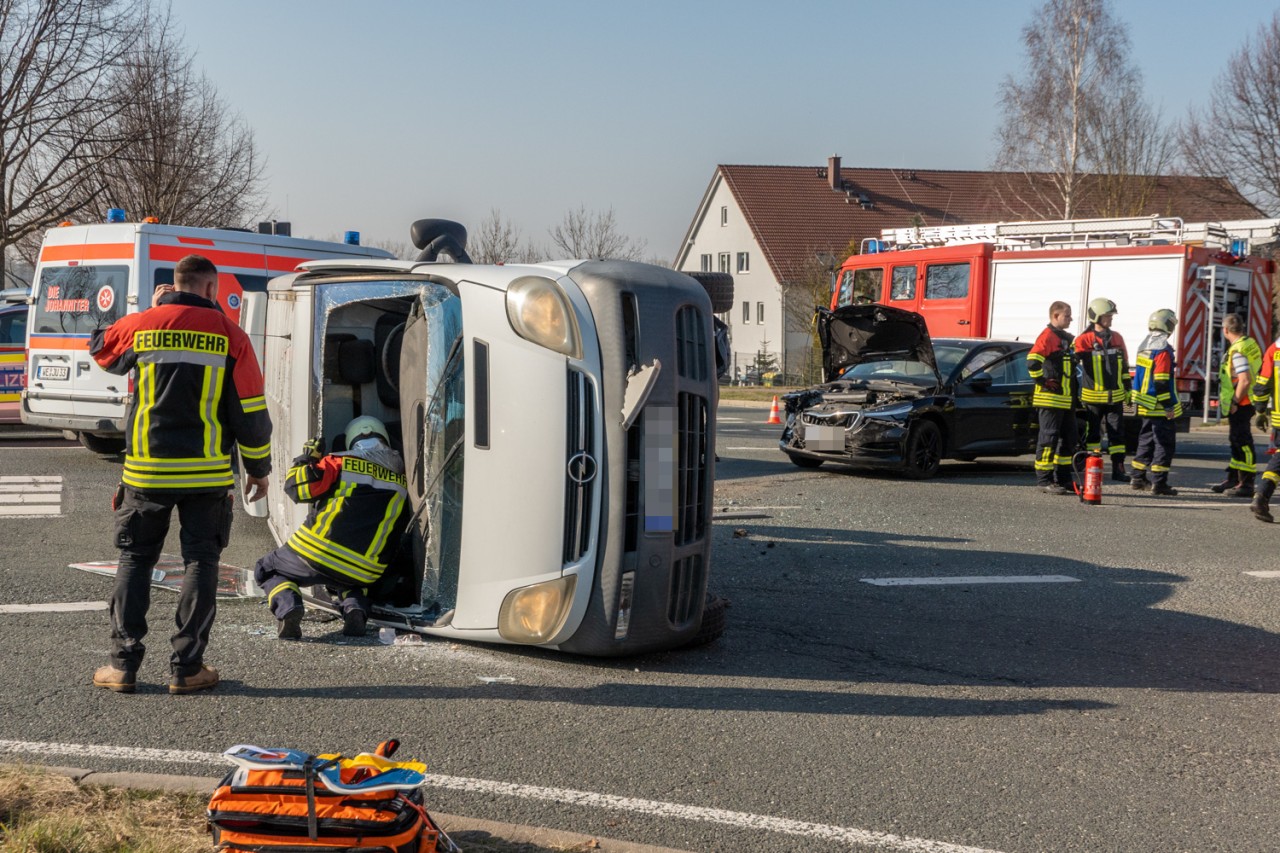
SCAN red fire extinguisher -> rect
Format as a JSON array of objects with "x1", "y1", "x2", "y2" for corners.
[{"x1": 1081, "y1": 452, "x2": 1103, "y2": 505}]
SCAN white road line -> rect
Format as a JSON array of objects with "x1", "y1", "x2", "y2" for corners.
[
  {"x1": 0, "y1": 601, "x2": 107, "y2": 614},
  {"x1": 861, "y1": 576, "x2": 1080, "y2": 587},
  {"x1": 0, "y1": 476, "x2": 63, "y2": 483},
  {"x1": 0, "y1": 484, "x2": 62, "y2": 493},
  {"x1": 0, "y1": 505, "x2": 62, "y2": 517},
  {"x1": 715, "y1": 506, "x2": 802, "y2": 511},
  {"x1": 0, "y1": 739, "x2": 1004, "y2": 853},
  {"x1": 1244, "y1": 571, "x2": 1280, "y2": 578},
  {"x1": 0, "y1": 475, "x2": 63, "y2": 517},
  {"x1": 724, "y1": 446, "x2": 777, "y2": 451},
  {"x1": 0, "y1": 494, "x2": 62, "y2": 504}
]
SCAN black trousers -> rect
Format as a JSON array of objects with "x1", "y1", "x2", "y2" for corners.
[
  {"x1": 1226, "y1": 403, "x2": 1257, "y2": 475},
  {"x1": 1132, "y1": 418, "x2": 1177, "y2": 485},
  {"x1": 1034, "y1": 407, "x2": 1079, "y2": 486},
  {"x1": 1083, "y1": 403, "x2": 1126, "y2": 461},
  {"x1": 1263, "y1": 430, "x2": 1280, "y2": 485},
  {"x1": 253, "y1": 546, "x2": 369, "y2": 620},
  {"x1": 110, "y1": 486, "x2": 233, "y2": 676}
]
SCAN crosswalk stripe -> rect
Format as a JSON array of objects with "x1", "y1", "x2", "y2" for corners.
[
  {"x1": 0, "y1": 476, "x2": 63, "y2": 484},
  {"x1": 861, "y1": 576, "x2": 1081, "y2": 587},
  {"x1": 0, "y1": 475, "x2": 64, "y2": 517},
  {"x1": 0, "y1": 601, "x2": 108, "y2": 614},
  {"x1": 0, "y1": 505, "x2": 62, "y2": 517}
]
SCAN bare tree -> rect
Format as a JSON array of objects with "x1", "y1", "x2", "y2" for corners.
[
  {"x1": 993, "y1": 0, "x2": 1134, "y2": 219},
  {"x1": 1088, "y1": 76, "x2": 1177, "y2": 216},
  {"x1": 780, "y1": 250, "x2": 840, "y2": 384},
  {"x1": 0, "y1": 0, "x2": 149, "y2": 284},
  {"x1": 548, "y1": 205, "x2": 646, "y2": 261},
  {"x1": 1180, "y1": 12, "x2": 1280, "y2": 216},
  {"x1": 469, "y1": 208, "x2": 541, "y2": 263},
  {"x1": 83, "y1": 10, "x2": 265, "y2": 228}
]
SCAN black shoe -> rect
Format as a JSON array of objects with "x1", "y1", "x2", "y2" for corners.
[
  {"x1": 1111, "y1": 466, "x2": 1129, "y2": 484},
  {"x1": 1042, "y1": 483, "x2": 1071, "y2": 495},
  {"x1": 1229, "y1": 484, "x2": 1256, "y2": 499},
  {"x1": 1252, "y1": 499, "x2": 1274, "y2": 523},
  {"x1": 277, "y1": 609, "x2": 303, "y2": 640},
  {"x1": 1211, "y1": 475, "x2": 1239, "y2": 494},
  {"x1": 1131, "y1": 475, "x2": 1151, "y2": 491},
  {"x1": 342, "y1": 609, "x2": 368, "y2": 637},
  {"x1": 1150, "y1": 482, "x2": 1179, "y2": 496}
]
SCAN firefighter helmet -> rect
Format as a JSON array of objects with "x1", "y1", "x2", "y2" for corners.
[
  {"x1": 1148, "y1": 308, "x2": 1178, "y2": 334},
  {"x1": 1087, "y1": 298, "x2": 1118, "y2": 323},
  {"x1": 345, "y1": 416, "x2": 390, "y2": 450}
]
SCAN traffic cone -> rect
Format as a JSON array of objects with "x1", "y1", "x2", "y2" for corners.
[{"x1": 766, "y1": 396, "x2": 782, "y2": 425}]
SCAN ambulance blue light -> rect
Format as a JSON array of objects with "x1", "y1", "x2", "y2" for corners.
[
  {"x1": 344, "y1": 231, "x2": 360, "y2": 245},
  {"x1": 106, "y1": 208, "x2": 126, "y2": 223}
]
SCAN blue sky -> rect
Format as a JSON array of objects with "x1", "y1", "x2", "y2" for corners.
[{"x1": 169, "y1": 0, "x2": 1279, "y2": 261}]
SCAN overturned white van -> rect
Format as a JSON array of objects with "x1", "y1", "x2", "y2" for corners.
[{"x1": 251, "y1": 220, "x2": 723, "y2": 655}]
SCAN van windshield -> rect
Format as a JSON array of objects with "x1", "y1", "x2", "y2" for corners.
[{"x1": 33, "y1": 265, "x2": 129, "y2": 335}]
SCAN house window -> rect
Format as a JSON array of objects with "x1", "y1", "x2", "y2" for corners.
[
  {"x1": 721, "y1": 206, "x2": 728, "y2": 226},
  {"x1": 719, "y1": 253, "x2": 731, "y2": 274},
  {"x1": 737, "y1": 252, "x2": 749, "y2": 273},
  {"x1": 700, "y1": 254, "x2": 712, "y2": 272},
  {"x1": 757, "y1": 302, "x2": 764, "y2": 324},
  {"x1": 742, "y1": 301, "x2": 750, "y2": 324}
]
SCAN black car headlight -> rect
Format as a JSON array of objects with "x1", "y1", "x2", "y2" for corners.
[{"x1": 864, "y1": 403, "x2": 913, "y2": 421}]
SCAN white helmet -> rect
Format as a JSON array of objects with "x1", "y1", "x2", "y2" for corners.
[
  {"x1": 1148, "y1": 308, "x2": 1177, "y2": 334},
  {"x1": 345, "y1": 416, "x2": 389, "y2": 450}
]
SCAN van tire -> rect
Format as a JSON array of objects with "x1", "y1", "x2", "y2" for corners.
[
  {"x1": 78, "y1": 432, "x2": 125, "y2": 455},
  {"x1": 684, "y1": 594, "x2": 728, "y2": 648},
  {"x1": 686, "y1": 272, "x2": 735, "y2": 314}
]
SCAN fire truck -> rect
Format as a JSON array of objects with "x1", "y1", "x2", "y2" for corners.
[{"x1": 830, "y1": 215, "x2": 1279, "y2": 423}]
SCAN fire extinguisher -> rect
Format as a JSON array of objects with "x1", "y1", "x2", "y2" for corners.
[{"x1": 1073, "y1": 451, "x2": 1104, "y2": 505}]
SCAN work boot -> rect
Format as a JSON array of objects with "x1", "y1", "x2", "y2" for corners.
[
  {"x1": 1111, "y1": 459, "x2": 1128, "y2": 484},
  {"x1": 92, "y1": 665, "x2": 136, "y2": 694},
  {"x1": 1210, "y1": 470, "x2": 1239, "y2": 493},
  {"x1": 169, "y1": 664, "x2": 219, "y2": 695},
  {"x1": 342, "y1": 608, "x2": 368, "y2": 637},
  {"x1": 1150, "y1": 481, "x2": 1179, "y2": 496},
  {"x1": 1229, "y1": 473, "x2": 1256, "y2": 500},
  {"x1": 1252, "y1": 478, "x2": 1276, "y2": 523},
  {"x1": 1131, "y1": 473, "x2": 1151, "y2": 491},
  {"x1": 277, "y1": 608, "x2": 303, "y2": 640}
]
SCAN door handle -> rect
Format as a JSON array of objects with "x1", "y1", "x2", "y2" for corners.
[
  {"x1": 957, "y1": 320, "x2": 970, "y2": 326},
  {"x1": 76, "y1": 361, "x2": 91, "y2": 375}
]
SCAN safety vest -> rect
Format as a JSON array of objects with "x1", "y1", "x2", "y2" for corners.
[
  {"x1": 286, "y1": 450, "x2": 409, "y2": 586},
  {"x1": 1218, "y1": 335, "x2": 1263, "y2": 410},
  {"x1": 1132, "y1": 333, "x2": 1184, "y2": 419},
  {"x1": 1252, "y1": 340, "x2": 1280, "y2": 429},
  {"x1": 1027, "y1": 325, "x2": 1075, "y2": 409},
  {"x1": 1074, "y1": 327, "x2": 1129, "y2": 405}
]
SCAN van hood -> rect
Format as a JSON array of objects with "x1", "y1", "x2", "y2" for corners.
[{"x1": 817, "y1": 304, "x2": 939, "y2": 384}]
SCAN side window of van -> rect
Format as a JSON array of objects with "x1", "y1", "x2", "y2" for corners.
[
  {"x1": 925, "y1": 263, "x2": 970, "y2": 300},
  {"x1": 890, "y1": 267, "x2": 916, "y2": 301},
  {"x1": 838, "y1": 268, "x2": 883, "y2": 306}
]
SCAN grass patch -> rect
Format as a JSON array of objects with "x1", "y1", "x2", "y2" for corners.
[{"x1": 717, "y1": 386, "x2": 799, "y2": 402}]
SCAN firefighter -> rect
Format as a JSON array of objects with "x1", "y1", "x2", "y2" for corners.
[
  {"x1": 1130, "y1": 309, "x2": 1183, "y2": 496},
  {"x1": 89, "y1": 254, "x2": 272, "y2": 694},
  {"x1": 1027, "y1": 301, "x2": 1078, "y2": 495},
  {"x1": 1074, "y1": 297, "x2": 1130, "y2": 483},
  {"x1": 1249, "y1": 334, "x2": 1280, "y2": 522},
  {"x1": 253, "y1": 416, "x2": 409, "y2": 639},
  {"x1": 1212, "y1": 314, "x2": 1263, "y2": 498}
]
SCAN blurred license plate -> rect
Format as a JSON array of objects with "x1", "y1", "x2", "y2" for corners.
[
  {"x1": 37, "y1": 365, "x2": 69, "y2": 381},
  {"x1": 804, "y1": 424, "x2": 844, "y2": 451}
]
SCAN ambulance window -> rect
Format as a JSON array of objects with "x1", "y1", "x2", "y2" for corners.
[
  {"x1": 838, "y1": 268, "x2": 883, "y2": 305},
  {"x1": 890, "y1": 267, "x2": 917, "y2": 301},
  {"x1": 925, "y1": 263, "x2": 969, "y2": 300},
  {"x1": 0, "y1": 309, "x2": 25, "y2": 344},
  {"x1": 33, "y1": 265, "x2": 128, "y2": 334}
]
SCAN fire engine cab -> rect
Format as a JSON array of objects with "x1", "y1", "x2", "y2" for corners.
[{"x1": 831, "y1": 215, "x2": 1279, "y2": 422}]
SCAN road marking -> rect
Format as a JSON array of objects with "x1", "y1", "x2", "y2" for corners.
[
  {"x1": 0, "y1": 739, "x2": 1005, "y2": 853},
  {"x1": 0, "y1": 475, "x2": 62, "y2": 517},
  {"x1": 861, "y1": 576, "x2": 1080, "y2": 587},
  {"x1": 0, "y1": 601, "x2": 107, "y2": 614},
  {"x1": 1244, "y1": 571, "x2": 1280, "y2": 579},
  {"x1": 724, "y1": 446, "x2": 777, "y2": 451}
]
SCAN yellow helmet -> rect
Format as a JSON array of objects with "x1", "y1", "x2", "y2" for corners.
[
  {"x1": 1087, "y1": 298, "x2": 1117, "y2": 323},
  {"x1": 1148, "y1": 308, "x2": 1177, "y2": 334}
]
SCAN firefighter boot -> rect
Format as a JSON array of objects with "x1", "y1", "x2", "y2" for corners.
[
  {"x1": 1210, "y1": 469, "x2": 1239, "y2": 493},
  {"x1": 1131, "y1": 472, "x2": 1151, "y2": 491},
  {"x1": 342, "y1": 608, "x2": 368, "y2": 637},
  {"x1": 277, "y1": 608, "x2": 303, "y2": 641},
  {"x1": 1251, "y1": 477, "x2": 1276, "y2": 523},
  {"x1": 1150, "y1": 479, "x2": 1179, "y2": 497},
  {"x1": 1111, "y1": 456, "x2": 1127, "y2": 484},
  {"x1": 1230, "y1": 473, "x2": 1256, "y2": 500}
]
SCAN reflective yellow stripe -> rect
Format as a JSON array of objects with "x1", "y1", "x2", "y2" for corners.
[
  {"x1": 365, "y1": 491, "x2": 406, "y2": 560},
  {"x1": 313, "y1": 481, "x2": 352, "y2": 539},
  {"x1": 268, "y1": 582, "x2": 301, "y2": 605},
  {"x1": 122, "y1": 470, "x2": 234, "y2": 489},
  {"x1": 239, "y1": 442, "x2": 271, "y2": 460},
  {"x1": 1264, "y1": 471, "x2": 1280, "y2": 484},
  {"x1": 124, "y1": 455, "x2": 232, "y2": 471},
  {"x1": 241, "y1": 395, "x2": 267, "y2": 413},
  {"x1": 1150, "y1": 465, "x2": 1171, "y2": 473},
  {"x1": 292, "y1": 526, "x2": 383, "y2": 573},
  {"x1": 1130, "y1": 460, "x2": 1148, "y2": 471},
  {"x1": 287, "y1": 533, "x2": 380, "y2": 583}
]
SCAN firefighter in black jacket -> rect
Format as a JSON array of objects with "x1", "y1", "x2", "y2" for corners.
[
  {"x1": 253, "y1": 416, "x2": 409, "y2": 639},
  {"x1": 1074, "y1": 298, "x2": 1131, "y2": 483},
  {"x1": 89, "y1": 255, "x2": 272, "y2": 694},
  {"x1": 1027, "y1": 301, "x2": 1078, "y2": 494}
]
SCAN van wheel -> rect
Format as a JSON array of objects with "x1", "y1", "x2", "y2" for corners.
[
  {"x1": 903, "y1": 420, "x2": 942, "y2": 479},
  {"x1": 78, "y1": 432, "x2": 125, "y2": 455},
  {"x1": 683, "y1": 594, "x2": 728, "y2": 648},
  {"x1": 685, "y1": 272, "x2": 735, "y2": 314}
]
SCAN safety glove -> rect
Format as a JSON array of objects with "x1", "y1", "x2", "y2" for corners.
[{"x1": 302, "y1": 437, "x2": 324, "y2": 460}]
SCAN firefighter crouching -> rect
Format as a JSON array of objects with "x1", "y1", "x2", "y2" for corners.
[
  {"x1": 1248, "y1": 335, "x2": 1280, "y2": 522},
  {"x1": 253, "y1": 417, "x2": 409, "y2": 639},
  {"x1": 1130, "y1": 309, "x2": 1182, "y2": 496},
  {"x1": 1075, "y1": 298, "x2": 1131, "y2": 483},
  {"x1": 1212, "y1": 314, "x2": 1263, "y2": 498},
  {"x1": 1028, "y1": 301, "x2": 1078, "y2": 495}
]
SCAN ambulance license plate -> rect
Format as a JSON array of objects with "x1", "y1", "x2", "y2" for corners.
[
  {"x1": 804, "y1": 424, "x2": 844, "y2": 451},
  {"x1": 37, "y1": 365, "x2": 69, "y2": 381}
]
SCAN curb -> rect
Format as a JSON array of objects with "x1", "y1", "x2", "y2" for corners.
[{"x1": 26, "y1": 764, "x2": 691, "y2": 853}]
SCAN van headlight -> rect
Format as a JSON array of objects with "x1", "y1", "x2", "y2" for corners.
[
  {"x1": 505, "y1": 276, "x2": 582, "y2": 358},
  {"x1": 497, "y1": 575, "x2": 577, "y2": 644}
]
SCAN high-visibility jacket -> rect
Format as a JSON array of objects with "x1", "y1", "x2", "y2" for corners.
[
  {"x1": 1132, "y1": 332, "x2": 1184, "y2": 419},
  {"x1": 285, "y1": 447, "x2": 409, "y2": 587},
  {"x1": 1027, "y1": 325, "x2": 1075, "y2": 409},
  {"x1": 1252, "y1": 339, "x2": 1280, "y2": 429},
  {"x1": 90, "y1": 291, "x2": 271, "y2": 491},
  {"x1": 1074, "y1": 327, "x2": 1130, "y2": 405},
  {"x1": 1218, "y1": 335, "x2": 1263, "y2": 410}
]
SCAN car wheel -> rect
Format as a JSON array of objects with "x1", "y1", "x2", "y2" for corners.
[
  {"x1": 682, "y1": 593, "x2": 728, "y2": 648},
  {"x1": 903, "y1": 420, "x2": 942, "y2": 479},
  {"x1": 787, "y1": 453, "x2": 824, "y2": 469},
  {"x1": 78, "y1": 432, "x2": 125, "y2": 455},
  {"x1": 685, "y1": 272, "x2": 735, "y2": 314}
]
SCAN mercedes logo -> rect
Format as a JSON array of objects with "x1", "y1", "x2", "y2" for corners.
[{"x1": 567, "y1": 451, "x2": 598, "y2": 485}]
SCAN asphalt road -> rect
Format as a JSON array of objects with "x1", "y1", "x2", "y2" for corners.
[{"x1": 1, "y1": 410, "x2": 1279, "y2": 852}]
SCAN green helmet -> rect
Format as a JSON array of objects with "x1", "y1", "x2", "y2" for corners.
[
  {"x1": 1087, "y1": 297, "x2": 1118, "y2": 323},
  {"x1": 345, "y1": 415, "x2": 389, "y2": 450},
  {"x1": 1148, "y1": 308, "x2": 1177, "y2": 334}
]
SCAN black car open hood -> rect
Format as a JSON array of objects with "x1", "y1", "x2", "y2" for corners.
[{"x1": 817, "y1": 304, "x2": 940, "y2": 384}]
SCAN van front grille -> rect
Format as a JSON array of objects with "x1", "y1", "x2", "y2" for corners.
[
  {"x1": 675, "y1": 306, "x2": 708, "y2": 382},
  {"x1": 563, "y1": 370, "x2": 597, "y2": 564},
  {"x1": 675, "y1": 392, "x2": 708, "y2": 546},
  {"x1": 668, "y1": 554, "x2": 704, "y2": 628}
]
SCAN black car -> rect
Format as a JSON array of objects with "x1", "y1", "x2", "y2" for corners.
[{"x1": 779, "y1": 304, "x2": 1036, "y2": 478}]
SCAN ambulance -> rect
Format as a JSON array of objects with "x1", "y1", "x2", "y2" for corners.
[{"x1": 21, "y1": 210, "x2": 393, "y2": 451}]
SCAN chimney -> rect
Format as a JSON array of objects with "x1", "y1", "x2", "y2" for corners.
[{"x1": 827, "y1": 155, "x2": 841, "y2": 192}]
